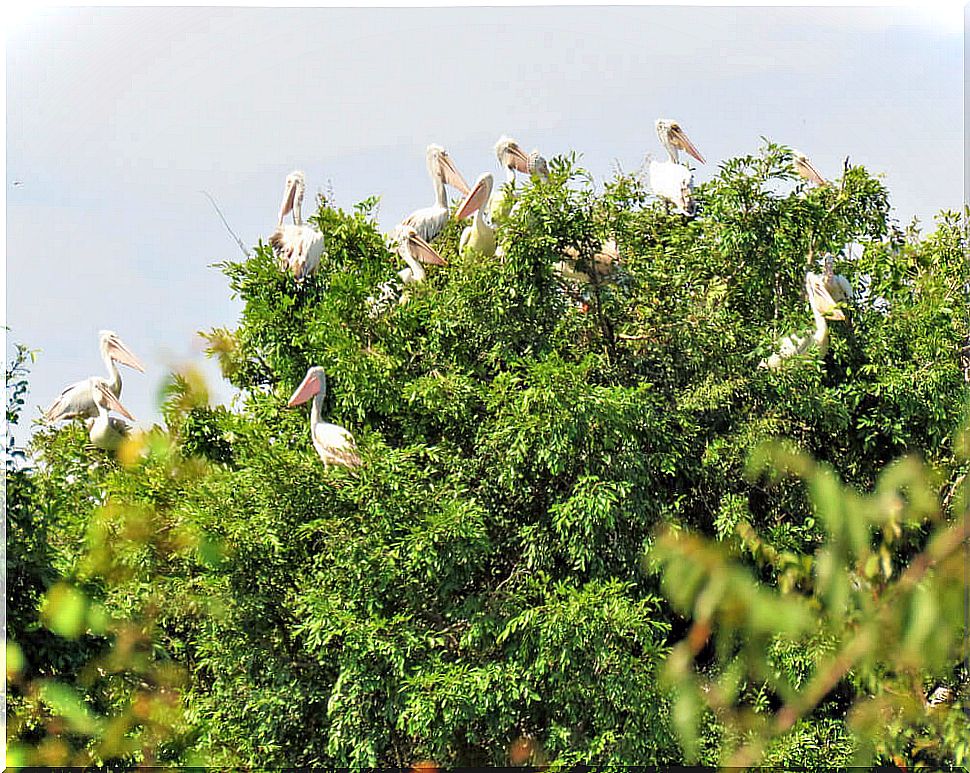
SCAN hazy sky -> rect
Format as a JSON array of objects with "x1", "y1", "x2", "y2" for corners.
[{"x1": 5, "y1": 4, "x2": 965, "y2": 441}]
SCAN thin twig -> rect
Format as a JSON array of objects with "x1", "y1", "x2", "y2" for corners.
[{"x1": 200, "y1": 190, "x2": 250, "y2": 258}]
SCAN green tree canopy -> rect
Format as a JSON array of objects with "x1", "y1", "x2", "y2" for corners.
[{"x1": 8, "y1": 142, "x2": 968, "y2": 768}]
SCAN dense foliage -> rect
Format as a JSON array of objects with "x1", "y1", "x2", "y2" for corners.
[{"x1": 7, "y1": 143, "x2": 969, "y2": 767}]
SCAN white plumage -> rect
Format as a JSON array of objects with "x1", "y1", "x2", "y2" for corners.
[
  {"x1": 44, "y1": 330, "x2": 144, "y2": 422},
  {"x1": 366, "y1": 227, "x2": 447, "y2": 316},
  {"x1": 760, "y1": 271, "x2": 846, "y2": 369},
  {"x1": 287, "y1": 366, "x2": 362, "y2": 470},
  {"x1": 393, "y1": 144, "x2": 470, "y2": 245},
  {"x1": 489, "y1": 136, "x2": 550, "y2": 223},
  {"x1": 269, "y1": 170, "x2": 326, "y2": 281},
  {"x1": 650, "y1": 118, "x2": 705, "y2": 215},
  {"x1": 85, "y1": 382, "x2": 134, "y2": 451},
  {"x1": 457, "y1": 173, "x2": 497, "y2": 259},
  {"x1": 823, "y1": 254, "x2": 853, "y2": 303}
]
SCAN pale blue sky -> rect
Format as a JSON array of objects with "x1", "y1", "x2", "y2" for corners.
[{"x1": 5, "y1": 4, "x2": 965, "y2": 439}]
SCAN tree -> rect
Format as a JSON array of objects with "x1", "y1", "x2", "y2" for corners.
[{"x1": 8, "y1": 143, "x2": 968, "y2": 767}]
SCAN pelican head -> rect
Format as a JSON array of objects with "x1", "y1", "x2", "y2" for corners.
[
  {"x1": 398, "y1": 225, "x2": 446, "y2": 266},
  {"x1": 278, "y1": 170, "x2": 306, "y2": 225},
  {"x1": 426, "y1": 144, "x2": 471, "y2": 196},
  {"x1": 455, "y1": 173, "x2": 494, "y2": 220},
  {"x1": 805, "y1": 272, "x2": 845, "y2": 321},
  {"x1": 528, "y1": 151, "x2": 550, "y2": 181},
  {"x1": 792, "y1": 150, "x2": 826, "y2": 185},
  {"x1": 288, "y1": 365, "x2": 328, "y2": 407},
  {"x1": 98, "y1": 330, "x2": 145, "y2": 372},
  {"x1": 655, "y1": 118, "x2": 706, "y2": 164},
  {"x1": 494, "y1": 136, "x2": 531, "y2": 174},
  {"x1": 94, "y1": 381, "x2": 135, "y2": 420}
]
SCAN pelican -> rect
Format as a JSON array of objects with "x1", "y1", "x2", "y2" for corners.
[
  {"x1": 366, "y1": 227, "x2": 446, "y2": 315},
  {"x1": 792, "y1": 150, "x2": 826, "y2": 186},
  {"x1": 489, "y1": 136, "x2": 531, "y2": 222},
  {"x1": 528, "y1": 151, "x2": 550, "y2": 181},
  {"x1": 269, "y1": 170, "x2": 326, "y2": 281},
  {"x1": 86, "y1": 382, "x2": 134, "y2": 451},
  {"x1": 44, "y1": 330, "x2": 145, "y2": 422},
  {"x1": 650, "y1": 119, "x2": 705, "y2": 215},
  {"x1": 287, "y1": 366, "x2": 362, "y2": 469},
  {"x1": 456, "y1": 173, "x2": 497, "y2": 259},
  {"x1": 394, "y1": 144, "x2": 470, "y2": 245},
  {"x1": 554, "y1": 239, "x2": 619, "y2": 285},
  {"x1": 823, "y1": 253, "x2": 853, "y2": 303},
  {"x1": 760, "y1": 271, "x2": 846, "y2": 369}
]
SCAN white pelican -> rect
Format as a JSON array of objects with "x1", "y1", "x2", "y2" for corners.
[
  {"x1": 269, "y1": 170, "x2": 326, "y2": 281},
  {"x1": 366, "y1": 227, "x2": 446, "y2": 315},
  {"x1": 760, "y1": 271, "x2": 846, "y2": 369},
  {"x1": 44, "y1": 330, "x2": 145, "y2": 422},
  {"x1": 394, "y1": 144, "x2": 470, "y2": 245},
  {"x1": 456, "y1": 173, "x2": 497, "y2": 259},
  {"x1": 489, "y1": 136, "x2": 531, "y2": 222},
  {"x1": 792, "y1": 150, "x2": 826, "y2": 186},
  {"x1": 823, "y1": 254, "x2": 853, "y2": 303},
  {"x1": 86, "y1": 382, "x2": 135, "y2": 451},
  {"x1": 287, "y1": 366, "x2": 362, "y2": 469},
  {"x1": 650, "y1": 119, "x2": 705, "y2": 215}
]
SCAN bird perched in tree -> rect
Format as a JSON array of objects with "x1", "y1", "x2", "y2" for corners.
[
  {"x1": 86, "y1": 381, "x2": 135, "y2": 451},
  {"x1": 392, "y1": 144, "x2": 470, "y2": 245},
  {"x1": 792, "y1": 150, "x2": 826, "y2": 186},
  {"x1": 456, "y1": 172, "x2": 497, "y2": 259},
  {"x1": 489, "y1": 136, "x2": 549, "y2": 223},
  {"x1": 45, "y1": 330, "x2": 144, "y2": 422},
  {"x1": 270, "y1": 170, "x2": 326, "y2": 281},
  {"x1": 760, "y1": 271, "x2": 846, "y2": 369},
  {"x1": 366, "y1": 227, "x2": 446, "y2": 316},
  {"x1": 823, "y1": 253, "x2": 853, "y2": 303},
  {"x1": 650, "y1": 118, "x2": 705, "y2": 215},
  {"x1": 287, "y1": 366, "x2": 362, "y2": 470}
]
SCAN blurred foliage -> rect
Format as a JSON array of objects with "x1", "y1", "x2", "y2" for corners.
[{"x1": 7, "y1": 141, "x2": 969, "y2": 767}]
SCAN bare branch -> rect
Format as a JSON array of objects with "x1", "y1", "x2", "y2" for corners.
[{"x1": 200, "y1": 190, "x2": 250, "y2": 258}]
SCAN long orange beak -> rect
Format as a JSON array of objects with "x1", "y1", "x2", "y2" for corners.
[
  {"x1": 96, "y1": 383, "x2": 134, "y2": 420},
  {"x1": 455, "y1": 176, "x2": 491, "y2": 220},
  {"x1": 287, "y1": 372, "x2": 321, "y2": 407},
  {"x1": 439, "y1": 154, "x2": 471, "y2": 196},
  {"x1": 671, "y1": 126, "x2": 705, "y2": 164},
  {"x1": 406, "y1": 231, "x2": 447, "y2": 266},
  {"x1": 505, "y1": 143, "x2": 531, "y2": 174},
  {"x1": 278, "y1": 176, "x2": 299, "y2": 224},
  {"x1": 109, "y1": 339, "x2": 145, "y2": 373},
  {"x1": 795, "y1": 156, "x2": 826, "y2": 186}
]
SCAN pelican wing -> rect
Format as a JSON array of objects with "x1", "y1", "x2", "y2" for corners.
[
  {"x1": 650, "y1": 160, "x2": 694, "y2": 215},
  {"x1": 313, "y1": 422, "x2": 362, "y2": 469},
  {"x1": 399, "y1": 206, "x2": 448, "y2": 244},
  {"x1": 270, "y1": 224, "x2": 325, "y2": 280},
  {"x1": 45, "y1": 378, "x2": 100, "y2": 422}
]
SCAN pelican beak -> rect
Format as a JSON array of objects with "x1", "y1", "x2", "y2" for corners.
[
  {"x1": 506, "y1": 143, "x2": 531, "y2": 174},
  {"x1": 455, "y1": 176, "x2": 490, "y2": 220},
  {"x1": 97, "y1": 383, "x2": 135, "y2": 420},
  {"x1": 828, "y1": 308, "x2": 847, "y2": 321},
  {"x1": 439, "y1": 154, "x2": 471, "y2": 196},
  {"x1": 108, "y1": 338, "x2": 145, "y2": 372},
  {"x1": 795, "y1": 156, "x2": 826, "y2": 186},
  {"x1": 278, "y1": 176, "x2": 299, "y2": 224},
  {"x1": 406, "y1": 232, "x2": 447, "y2": 266},
  {"x1": 671, "y1": 126, "x2": 706, "y2": 164},
  {"x1": 287, "y1": 372, "x2": 321, "y2": 407}
]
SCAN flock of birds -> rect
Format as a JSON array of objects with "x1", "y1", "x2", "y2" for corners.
[{"x1": 42, "y1": 119, "x2": 850, "y2": 469}]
